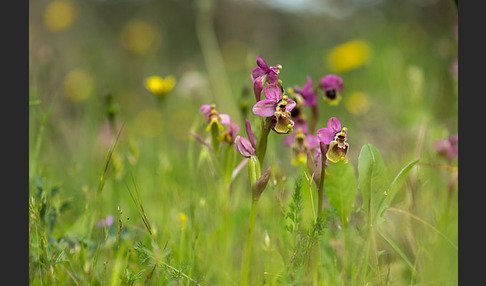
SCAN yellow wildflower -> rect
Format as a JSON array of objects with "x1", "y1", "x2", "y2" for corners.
[
  {"x1": 325, "y1": 40, "x2": 372, "y2": 72},
  {"x1": 145, "y1": 75, "x2": 176, "y2": 97},
  {"x1": 179, "y1": 213, "x2": 188, "y2": 230}
]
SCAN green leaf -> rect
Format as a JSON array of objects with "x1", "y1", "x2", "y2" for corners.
[
  {"x1": 358, "y1": 144, "x2": 389, "y2": 224},
  {"x1": 386, "y1": 159, "x2": 419, "y2": 204},
  {"x1": 323, "y1": 161, "x2": 357, "y2": 228}
]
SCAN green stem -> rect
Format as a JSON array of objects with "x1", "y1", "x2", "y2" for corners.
[
  {"x1": 241, "y1": 199, "x2": 259, "y2": 286},
  {"x1": 317, "y1": 157, "x2": 327, "y2": 216},
  {"x1": 210, "y1": 123, "x2": 220, "y2": 156},
  {"x1": 256, "y1": 117, "x2": 271, "y2": 167}
]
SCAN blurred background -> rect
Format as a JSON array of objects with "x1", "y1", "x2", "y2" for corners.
[{"x1": 29, "y1": 0, "x2": 457, "y2": 283}]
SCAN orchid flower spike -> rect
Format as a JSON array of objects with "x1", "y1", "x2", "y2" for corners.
[{"x1": 320, "y1": 75, "x2": 344, "y2": 106}]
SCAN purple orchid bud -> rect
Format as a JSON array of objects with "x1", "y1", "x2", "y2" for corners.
[
  {"x1": 253, "y1": 76, "x2": 264, "y2": 101},
  {"x1": 251, "y1": 56, "x2": 281, "y2": 84},
  {"x1": 245, "y1": 119, "x2": 257, "y2": 149},
  {"x1": 235, "y1": 136, "x2": 256, "y2": 158}
]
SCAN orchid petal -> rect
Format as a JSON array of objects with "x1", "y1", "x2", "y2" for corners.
[
  {"x1": 302, "y1": 89, "x2": 317, "y2": 106},
  {"x1": 283, "y1": 133, "x2": 294, "y2": 146},
  {"x1": 286, "y1": 99, "x2": 297, "y2": 112},
  {"x1": 256, "y1": 56, "x2": 269, "y2": 71},
  {"x1": 219, "y1": 114, "x2": 232, "y2": 125},
  {"x1": 327, "y1": 117, "x2": 341, "y2": 131},
  {"x1": 266, "y1": 70, "x2": 279, "y2": 83},
  {"x1": 245, "y1": 119, "x2": 257, "y2": 148},
  {"x1": 303, "y1": 76, "x2": 313, "y2": 93},
  {"x1": 253, "y1": 76, "x2": 264, "y2": 101},
  {"x1": 264, "y1": 84, "x2": 281, "y2": 101},
  {"x1": 251, "y1": 67, "x2": 266, "y2": 82},
  {"x1": 199, "y1": 104, "x2": 211, "y2": 115},
  {"x1": 316, "y1": 128, "x2": 336, "y2": 144},
  {"x1": 252, "y1": 99, "x2": 277, "y2": 117},
  {"x1": 321, "y1": 75, "x2": 344, "y2": 92},
  {"x1": 306, "y1": 135, "x2": 320, "y2": 149}
]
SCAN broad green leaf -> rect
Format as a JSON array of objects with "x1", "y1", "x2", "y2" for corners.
[
  {"x1": 324, "y1": 161, "x2": 357, "y2": 228},
  {"x1": 358, "y1": 144, "x2": 389, "y2": 224},
  {"x1": 387, "y1": 159, "x2": 419, "y2": 204}
]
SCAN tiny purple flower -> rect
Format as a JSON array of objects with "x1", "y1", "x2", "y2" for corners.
[
  {"x1": 316, "y1": 117, "x2": 346, "y2": 144},
  {"x1": 435, "y1": 134, "x2": 458, "y2": 162},
  {"x1": 235, "y1": 136, "x2": 256, "y2": 158},
  {"x1": 200, "y1": 104, "x2": 231, "y2": 131},
  {"x1": 96, "y1": 214, "x2": 114, "y2": 228},
  {"x1": 293, "y1": 76, "x2": 317, "y2": 106},
  {"x1": 320, "y1": 75, "x2": 344, "y2": 105}
]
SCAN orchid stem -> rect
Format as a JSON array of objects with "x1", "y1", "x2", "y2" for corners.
[
  {"x1": 241, "y1": 199, "x2": 259, "y2": 286},
  {"x1": 317, "y1": 156, "x2": 327, "y2": 216},
  {"x1": 256, "y1": 117, "x2": 271, "y2": 167}
]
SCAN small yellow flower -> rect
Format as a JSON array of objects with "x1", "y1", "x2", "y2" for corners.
[
  {"x1": 145, "y1": 75, "x2": 176, "y2": 97},
  {"x1": 179, "y1": 213, "x2": 188, "y2": 230},
  {"x1": 44, "y1": 0, "x2": 76, "y2": 32},
  {"x1": 325, "y1": 40, "x2": 372, "y2": 72}
]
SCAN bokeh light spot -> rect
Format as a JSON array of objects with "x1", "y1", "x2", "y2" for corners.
[
  {"x1": 221, "y1": 40, "x2": 249, "y2": 71},
  {"x1": 44, "y1": 1, "x2": 76, "y2": 32},
  {"x1": 120, "y1": 19, "x2": 160, "y2": 55},
  {"x1": 134, "y1": 108, "x2": 164, "y2": 138},
  {"x1": 344, "y1": 91, "x2": 370, "y2": 115},
  {"x1": 64, "y1": 69, "x2": 94, "y2": 102}
]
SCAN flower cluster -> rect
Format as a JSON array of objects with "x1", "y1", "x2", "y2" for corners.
[
  {"x1": 190, "y1": 56, "x2": 348, "y2": 201},
  {"x1": 190, "y1": 57, "x2": 349, "y2": 284}
]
